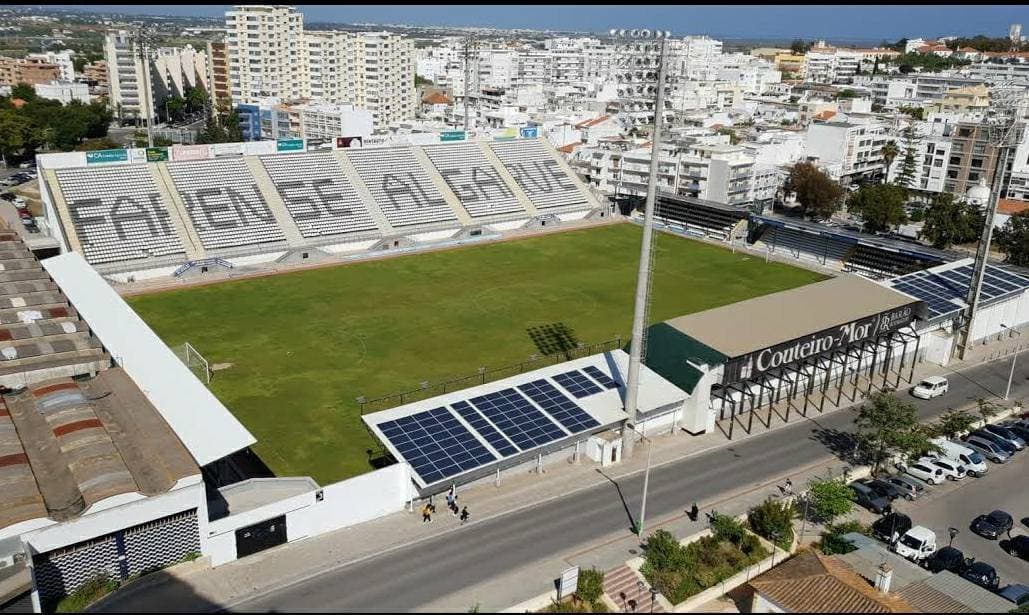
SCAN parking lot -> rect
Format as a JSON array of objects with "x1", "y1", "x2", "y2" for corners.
[{"x1": 884, "y1": 441, "x2": 1029, "y2": 588}]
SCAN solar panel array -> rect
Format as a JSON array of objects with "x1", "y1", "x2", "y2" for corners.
[
  {"x1": 372, "y1": 364, "x2": 622, "y2": 486},
  {"x1": 518, "y1": 380, "x2": 601, "y2": 433},
  {"x1": 552, "y1": 370, "x2": 603, "y2": 398},
  {"x1": 889, "y1": 263, "x2": 1029, "y2": 319},
  {"x1": 583, "y1": 365, "x2": 621, "y2": 390},
  {"x1": 376, "y1": 406, "x2": 496, "y2": 485}
]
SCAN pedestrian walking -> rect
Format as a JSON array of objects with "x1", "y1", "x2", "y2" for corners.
[
  {"x1": 784, "y1": 478, "x2": 793, "y2": 496},
  {"x1": 688, "y1": 502, "x2": 699, "y2": 522},
  {"x1": 421, "y1": 503, "x2": 432, "y2": 523},
  {"x1": 459, "y1": 506, "x2": 469, "y2": 525}
]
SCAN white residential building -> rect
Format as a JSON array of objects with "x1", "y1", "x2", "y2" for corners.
[
  {"x1": 33, "y1": 80, "x2": 90, "y2": 104},
  {"x1": 104, "y1": 30, "x2": 156, "y2": 122},
  {"x1": 293, "y1": 101, "x2": 374, "y2": 140},
  {"x1": 225, "y1": 4, "x2": 306, "y2": 102},
  {"x1": 805, "y1": 116, "x2": 890, "y2": 180}
]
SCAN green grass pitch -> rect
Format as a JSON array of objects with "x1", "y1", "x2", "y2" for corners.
[{"x1": 128, "y1": 223, "x2": 826, "y2": 484}]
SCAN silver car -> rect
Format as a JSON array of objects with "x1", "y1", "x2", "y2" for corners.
[
  {"x1": 883, "y1": 474, "x2": 924, "y2": 500},
  {"x1": 964, "y1": 435, "x2": 1010, "y2": 464}
]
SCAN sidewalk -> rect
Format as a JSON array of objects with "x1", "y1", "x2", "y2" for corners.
[{"x1": 94, "y1": 333, "x2": 1029, "y2": 613}]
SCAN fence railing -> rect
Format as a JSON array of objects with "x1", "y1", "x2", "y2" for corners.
[{"x1": 357, "y1": 336, "x2": 625, "y2": 414}]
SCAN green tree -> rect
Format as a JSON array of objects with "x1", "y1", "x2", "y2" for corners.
[
  {"x1": 747, "y1": 498, "x2": 795, "y2": 550},
  {"x1": 895, "y1": 122, "x2": 920, "y2": 189},
  {"x1": 854, "y1": 390, "x2": 940, "y2": 474},
  {"x1": 976, "y1": 398, "x2": 999, "y2": 425},
  {"x1": 786, "y1": 162, "x2": 845, "y2": 220},
  {"x1": 930, "y1": 410, "x2": 978, "y2": 439},
  {"x1": 806, "y1": 476, "x2": 853, "y2": 524},
  {"x1": 185, "y1": 84, "x2": 209, "y2": 115},
  {"x1": 819, "y1": 521, "x2": 869, "y2": 555},
  {"x1": 165, "y1": 96, "x2": 186, "y2": 122},
  {"x1": 880, "y1": 140, "x2": 899, "y2": 183},
  {"x1": 415, "y1": 75, "x2": 434, "y2": 86},
  {"x1": 790, "y1": 39, "x2": 811, "y2": 54},
  {"x1": 919, "y1": 192, "x2": 985, "y2": 249},
  {"x1": 575, "y1": 568, "x2": 604, "y2": 605},
  {"x1": 0, "y1": 109, "x2": 33, "y2": 162},
  {"x1": 898, "y1": 105, "x2": 925, "y2": 121},
  {"x1": 847, "y1": 184, "x2": 908, "y2": 232},
  {"x1": 75, "y1": 137, "x2": 122, "y2": 152},
  {"x1": 10, "y1": 83, "x2": 35, "y2": 101},
  {"x1": 838, "y1": 89, "x2": 857, "y2": 99},
  {"x1": 716, "y1": 126, "x2": 740, "y2": 145},
  {"x1": 996, "y1": 210, "x2": 1029, "y2": 267}
]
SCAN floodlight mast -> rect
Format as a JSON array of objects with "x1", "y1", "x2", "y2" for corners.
[{"x1": 614, "y1": 28, "x2": 672, "y2": 458}]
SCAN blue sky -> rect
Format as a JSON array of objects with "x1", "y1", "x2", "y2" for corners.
[{"x1": 37, "y1": 5, "x2": 1029, "y2": 41}]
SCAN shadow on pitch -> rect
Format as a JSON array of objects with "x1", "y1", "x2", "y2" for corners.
[{"x1": 527, "y1": 322, "x2": 581, "y2": 361}]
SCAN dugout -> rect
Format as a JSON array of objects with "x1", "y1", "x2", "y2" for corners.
[{"x1": 644, "y1": 275, "x2": 925, "y2": 438}]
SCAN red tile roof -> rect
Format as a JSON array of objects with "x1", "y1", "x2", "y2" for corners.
[
  {"x1": 558, "y1": 143, "x2": 579, "y2": 154},
  {"x1": 999, "y1": 199, "x2": 1029, "y2": 216},
  {"x1": 575, "y1": 115, "x2": 611, "y2": 129},
  {"x1": 814, "y1": 110, "x2": 838, "y2": 121},
  {"x1": 421, "y1": 91, "x2": 453, "y2": 105}
]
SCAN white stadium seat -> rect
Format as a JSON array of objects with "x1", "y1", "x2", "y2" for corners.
[
  {"x1": 54, "y1": 165, "x2": 185, "y2": 265},
  {"x1": 260, "y1": 152, "x2": 380, "y2": 238},
  {"x1": 345, "y1": 147, "x2": 457, "y2": 228},
  {"x1": 166, "y1": 158, "x2": 286, "y2": 250},
  {"x1": 422, "y1": 143, "x2": 525, "y2": 218},
  {"x1": 489, "y1": 140, "x2": 587, "y2": 210}
]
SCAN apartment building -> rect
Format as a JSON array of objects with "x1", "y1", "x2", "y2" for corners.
[
  {"x1": 33, "y1": 80, "x2": 90, "y2": 104},
  {"x1": 0, "y1": 56, "x2": 60, "y2": 86},
  {"x1": 25, "y1": 50, "x2": 74, "y2": 81},
  {"x1": 206, "y1": 41, "x2": 232, "y2": 111},
  {"x1": 804, "y1": 44, "x2": 898, "y2": 84},
  {"x1": 854, "y1": 73, "x2": 986, "y2": 107},
  {"x1": 887, "y1": 115, "x2": 1004, "y2": 197},
  {"x1": 105, "y1": 31, "x2": 209, "y2": 123},
  {"x1": 225, "y1": 4, "x2": 305, "y2": 102},
  {"x1": 82, "y1": 61, "x2": 108, "y2": 88},
  {"x1": 349, "y1": 31, "x2": 416, "y2": 129},
  {"x1": 805, "y1": 116, "x2": 890, "y2": 180}
]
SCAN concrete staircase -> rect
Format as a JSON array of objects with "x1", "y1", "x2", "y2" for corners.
[{"x1": 603, "y1": 564, "x2": 665, "y2": 613}]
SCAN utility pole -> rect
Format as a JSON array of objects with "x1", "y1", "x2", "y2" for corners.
[
  {"x1": 463, "y1": 35, "x2": 476, "y2": 132},
  {"x1": 617, "y1": 29, "x2": 671, "y2": 458}
]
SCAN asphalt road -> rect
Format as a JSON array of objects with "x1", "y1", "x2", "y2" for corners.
[
  {"x1": 235, "y1": 356, "x2": 1029, "y2": 612},
  {"x1": 893, "y1": 443, "x2": 1029, "y2": 587}
]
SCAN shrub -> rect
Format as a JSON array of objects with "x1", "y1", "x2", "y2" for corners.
[
  {"x1": 819, "y1": 521, "x2": 869, "y2": 555},
  {"x1": 575, "y1": 568, "x2": 604, "y2": 605},
  {"x1": 55, "y1": 574, "x2": 120, "y2": 613},
  {"x1": 748, "y1": 498, "x2": 796, "y2": 550},
  {"x1": 709, "y1": 512, "x2": 747, "y2": 547}
]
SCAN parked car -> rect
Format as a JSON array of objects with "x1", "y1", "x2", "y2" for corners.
[
  {"x1": 922, "y1": 456, "x2": 966, "y2": 481},
  {"x1": 931, "y1": 439, "x2": 989, "y2": 477},
  {"x1": 963, "y1": 435, "x2": 1011, "y2": 463},
  {"x1": 923, "y1": 546, "x2": 970, "y2": 574},
  {"x1": 911, "y1": 376, "x2": 949, "y2": 399},
  {"x1": 894, "y1": 526, "x2": 937, "y2": 562},
  {"x1": 998, "y1": 584, "x2": 1029, "y2": 608},
  {"x1": 1001, "y1": 421, "x2": 1029, "y2": 443},
  {"x1": 1002, "y1": 535, "x2": 1029, "y2": 561},
  {"x1": 872, "y1": 512, "x2": 912, "y2": 545},
  {"x1": 17, "y1": 161, "x2": 33, "y2": 169},
  {"x1": 0, "y1": 193, "x2": 15, "y2": 202},
  {"x1": 970, "y1": 429, "x2": 1019, "y2": 456},
  {"x1": 960, "y1": 561, "x2": 1000, "y2": 590},
  {"x1": 981, "y1": 424, "x2": 1027, "y2": 450},
  {"x1": 971, "y1": 510, "x2": 1014, "y2": 540},
  {"x1": 883, "y1": 474, "x2": 924, "y2": 500},
  {"x1": 863, "y1": 478, "x2": 904, "y2": 501},
  {"x1": 850, "y1": 481, "x2": 890, "y2": 513},
  {"x1": 903, "y1": 461, "x2": 945, "y2": 485}
]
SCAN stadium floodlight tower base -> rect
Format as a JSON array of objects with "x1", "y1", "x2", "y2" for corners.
[{"x1": 614, "y1": 27, "x2": 671, "y2": 458}]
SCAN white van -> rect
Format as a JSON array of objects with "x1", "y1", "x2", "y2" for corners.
[
  {"x1": 894, "y1": 526, "x2": 937, "y2": 562},
  {"x1": 933, "y1": 438, "x2": 989, "y2": 477}
]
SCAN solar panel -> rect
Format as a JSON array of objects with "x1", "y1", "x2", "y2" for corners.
[
  {"x1": 378, "y1": 406, "x2": 496, "y2": 485},
  {"x1": 552, "y1": 370, "x2": 603, "y2": 398},
  {"x1": 469, "y1": 388, "x2": 566, "y2": 450},
  {"x1": 583, "y1": 365, "x2": 621, "y2": 389},
  {"x1": 518, "y1": 380, "x2": 601, "y2": 434},
  {"x1": 450, "y1": 401, "x2": 519, "y2": 457}
]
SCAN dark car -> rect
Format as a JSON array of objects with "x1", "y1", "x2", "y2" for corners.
[
  {"x1": 971, "y1": 429, "x2": 1019, "y2": 455},
  {"x1": 0, "y1": 193, "x2": 15, "y2": 202},
  {"x1": 960, "y1": 561, "x2": 1000, "y2": 590},
  {"x1": 971, "y1": 510, "x2": 1014, "y2": 539},
  {"x1": 873, "y1": 512, "x2": 913, "y2": 545},
  {"x1": 1002, "y1": 535, "x2": 1029, "y2": 561},
  {"x1": 924, "y1": 546, "x2": 970, "y2": 574},
  {"x1": 999, "y1": 584, "x2": 1029, "y2": 608},
  {"x1": 864, "y1": 478, "x2": 903, "y2": 501},
  {"x1": 850, "y1": 481, "x2": 890, "y2": 513},
  {"x1": 1002, "y1": 422, "x2": 1029, "y2": 443}
]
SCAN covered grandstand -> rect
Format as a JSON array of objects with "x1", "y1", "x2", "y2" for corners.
[
  {"x1": 36, "y1": 137, "x2": 607, "y2": 282},
  {"x1": 650, "y1": 192, "x2": 751, "y2": 242},
  {"x1": 748, "y1": 214, "x2": 956, "y2": 279}
]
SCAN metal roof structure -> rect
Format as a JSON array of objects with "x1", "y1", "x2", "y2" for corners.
[
  {"x1": 885, "y1": 257, "x2": 1029, "y2": 322},
  {"x1": 41, "y1": 252, "x2": 256, "y2": 466},
  {"x1": 363, "y1": 350, "x2": 684, "y2": 489}
]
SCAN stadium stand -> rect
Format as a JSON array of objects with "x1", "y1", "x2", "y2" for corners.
[
  {"x1": 344, "y1": 147, "x2": 458, "y2": 228},
  {"x1": 653, "y1": 193, "x2": 750, "y2": 241},
  {"x1": 53, "y1": 165, "x2": 185, "y2": 265},
  {"x1": 0, "y1": 231, "x2": 107, "y2": 387},
  {"x1": 757, "y1": 225, "x2": 855, "y2": 268},
  {"x1": 166, "y1": 158, "x2": 287, "y2": 251},
  {"x1": 422, "y1": 143, "x2": 526, "y2": 219},
  {"x1": 844, "y1": 244, "x2": 942, "y2": 280},
  {"x1": 260, "y1": 152, "x2": 381, "y2": 239},
  {"x1": 489, "y1": 139, "x2": 588, "y2": 210}
]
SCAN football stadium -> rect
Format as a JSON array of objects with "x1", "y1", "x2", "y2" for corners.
[{"x1": 3, "y1": 133, "x2": 1028, "y2": 604}]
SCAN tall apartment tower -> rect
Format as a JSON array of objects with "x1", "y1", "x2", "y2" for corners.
[
  {"x1": 351, "y1": 32, "x2": 416, "y2": 129},
  {"x1": 104, "y1": 30, "x2": 156, "y2": 123},
  {"x1": 1010, "y1": 24, "x2": 1023, "y2": 43},
  {"x1": 225, "y1": 5, "x2": 305, "y2": 103}
]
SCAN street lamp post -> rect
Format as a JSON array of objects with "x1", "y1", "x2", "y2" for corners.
[
  {"x1": 948, "y1": 527, "x2": 959, "y2": 547},
  {"x1": 1000, "y1": 324, "x2": 1023, "y2": 401},
  {"x1": 635, "y1": 426, "x2": 655, "y2": 536}
]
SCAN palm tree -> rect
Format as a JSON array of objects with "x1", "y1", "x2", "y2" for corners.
[{"x1": 880, "y1": 140, "x2": 899, "y2": 184}]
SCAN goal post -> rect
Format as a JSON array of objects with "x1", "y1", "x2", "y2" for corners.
[{"x1": 174, "y1": 341, "x2": 211, "y2": 385}]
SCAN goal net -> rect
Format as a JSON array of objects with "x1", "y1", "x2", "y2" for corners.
[{"x1": 173, "y1": 341, "x2": 211, "y2": 385}]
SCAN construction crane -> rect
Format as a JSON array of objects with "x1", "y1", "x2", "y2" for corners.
[{"x1": 955, "y1": 83, "x2": 1028, "y2": 359}]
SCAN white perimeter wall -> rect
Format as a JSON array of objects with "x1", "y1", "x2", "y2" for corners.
[
  {"x1": 971, "y1": 291, "x2": 1029, "y2": 343},
  {"x1": 206, "y1": 464, "x2": 414, "y2": 567}
]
